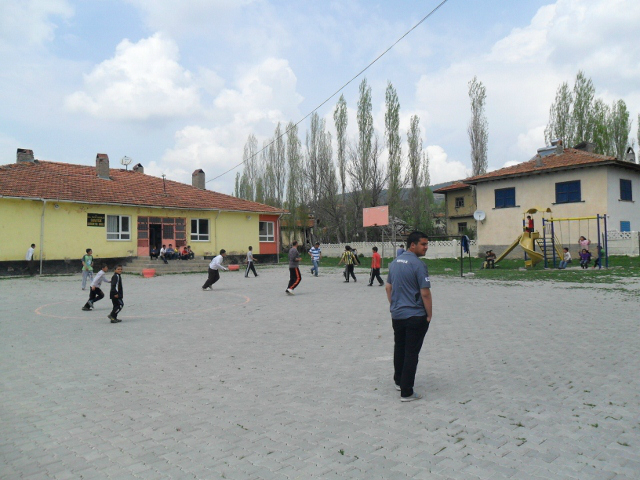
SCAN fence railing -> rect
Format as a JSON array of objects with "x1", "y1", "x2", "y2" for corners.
[
  {"x1": 315, "y1": 232, "x2": 638, "y2": 259},
  {"x1": 317, "y1": 240, "x2": 479, "y2": 259}
]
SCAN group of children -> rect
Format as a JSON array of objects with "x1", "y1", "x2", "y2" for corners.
[
  {"x1": 79, "y1": 253, "x2": 125, "y2": 323},
  {"x1": 558, "y1": 236, "x2": 604, "y2": 269}
]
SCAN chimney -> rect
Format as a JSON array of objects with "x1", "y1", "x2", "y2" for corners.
[
  {"x1": 626, "y1": 147, "x2": 636, "y2": 163},
  {"x1": 132, "y1": 163, "x2": 144, "y2": 174},
  {"x1": 96, "y1": 153, "x2": 110, "y2": 180},
  {"x1": 551, "y1": 138, "x2": 564, "y2": 154},
  {"x1": 192, "y1": 169, "x2": 205, "y2": 189},
  {"x1": 17, "y1": 148, "x2": 34, "y2": 163}
]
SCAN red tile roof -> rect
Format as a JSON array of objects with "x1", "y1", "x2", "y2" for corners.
[
  {"x1": 0, "y1": 160, "x2": 287, "y2": 214},
  {"x1": 465, "y1": 148, "x2": 638, "y2": 184},
  {"x1": 433, "y1": 182, "x2": 471, "y2": 193}
]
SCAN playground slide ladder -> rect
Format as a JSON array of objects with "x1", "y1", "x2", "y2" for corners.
[{"x1": 535, "y1": 234, "x2": 564, "y2": 267}]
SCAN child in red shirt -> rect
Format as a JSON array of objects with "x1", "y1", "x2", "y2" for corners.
[{"x1": 368, "y1": 246, "x2": 384, "y2": 286}]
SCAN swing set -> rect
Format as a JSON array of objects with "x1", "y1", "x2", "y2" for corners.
[{"x1": 542, "y1": 214, "x2": 609, "y2": 268}]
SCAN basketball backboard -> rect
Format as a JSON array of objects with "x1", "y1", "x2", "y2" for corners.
[{"x1": 363, "y1": 206, "x2": 389, "y2": 227}]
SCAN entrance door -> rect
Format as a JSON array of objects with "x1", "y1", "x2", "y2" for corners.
[{"x1": 149, "y1": 224, "x2": 162, "y2": 251}]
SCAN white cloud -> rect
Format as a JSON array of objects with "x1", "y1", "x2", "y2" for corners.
[
  {"x1": 65, "y1": 33, "x2": 201, "y2": 120},
  {"x1": 157, "y1": 58, "x2": 304, "y2": 192},
  {"x1": 426, "y1": 145, "x2": 470, "y2": 185},
  {"x1": 0, "y1": 0, "x2": 73, "y2": 50}
]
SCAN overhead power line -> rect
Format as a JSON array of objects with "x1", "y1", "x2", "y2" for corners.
[{"x1": 209, "y1": 0, "x2": 450, "y2": 184}]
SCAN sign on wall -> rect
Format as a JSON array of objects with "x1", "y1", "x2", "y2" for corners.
[{"x1": 87, "y1": 213, "x2": 105, "y2": 227}]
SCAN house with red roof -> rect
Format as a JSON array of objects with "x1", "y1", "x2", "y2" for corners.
[
  {"x1": 464, "y1": 141, "x2": 640, "y2": 254},
  {"x1": 0, "y1": 149, "x2": 287, "y2": 274},
  {"x1": 433, "y1": 181, "x2": 477, "y2": 237}
]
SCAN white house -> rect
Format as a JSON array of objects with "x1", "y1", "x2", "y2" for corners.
[{"x1": 465, "y1": 142, "x2": 640, "y2": 254}]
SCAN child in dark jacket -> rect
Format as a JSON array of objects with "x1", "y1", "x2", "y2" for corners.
[
  {"x1": 109, "y1": 265, "x2": 124, "y2": 323},
  {"x1": 579, "y1": 249, "x2": 592, "y2": 269}
]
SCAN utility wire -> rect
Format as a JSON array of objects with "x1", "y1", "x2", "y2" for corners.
[{"x1": 208, "y1": 0, "x2": 450, "y2": 184}]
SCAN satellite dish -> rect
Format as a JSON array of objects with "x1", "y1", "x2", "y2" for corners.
[
  {"x1": 473, "y1": 210, "x2": 486, "y2": 222},
  {"x1": 121, "y1": 156, "x2": 132, "y2": 170}
]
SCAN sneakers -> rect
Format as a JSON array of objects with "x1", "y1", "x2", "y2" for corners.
[
  {"x1": 401, "y1": 392, "x2": 423, "y2": 402},
  {"x1": 202, "y1": 286, "x2": 212, "y2": 291},
  {"x1": 108, "y1": 315, "x2": 121, "y2": 323},
  {"x1": 394, "y1": 384, "x2": 401, "y2": 391},
  {"x1": 82, "y1": 306, "x2": 91, "y2": 311},
  {"x1": 285, "y1": 288, "x2": 294, "y2": 295},
  {"x1": 310, "y1": 269, "x2": 314, "y2": 274},
  {"x1": 367, "y1": 284, "x2": 373, "y2": 287}
]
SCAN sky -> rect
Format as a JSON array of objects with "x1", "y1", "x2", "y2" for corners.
[{"x1": 1, "y1": 0, "x2": 639, "y2": 195}]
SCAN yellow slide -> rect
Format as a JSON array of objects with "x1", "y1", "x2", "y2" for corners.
[
  {"x1": 519, "y1": 233, "x2": 544, "y2": 268},
  {"x1": 495, "y1": 232, "x2": 544, "y2": 268},
  {"x1": 495, "y1": 234, "x2": 522, "y2": 263}
]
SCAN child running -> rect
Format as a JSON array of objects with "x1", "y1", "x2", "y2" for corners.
[
  {"x1": 202, "y1": 249, "x2": 228, "y2": 290},
  {"x1": 108, "y1": 265, "x2": 124, "y2": 323},
  {"x1": 245, "y1": 246, "x2": 258, "y2": 278},
  {"x1": 82, "y1": 264, "x2": 110, "y2": 311}
]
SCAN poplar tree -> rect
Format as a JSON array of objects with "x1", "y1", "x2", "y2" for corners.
[
  {"x1": 467, "y1": 76, "x2": 488, "y2": 176},
  {"x1": 610, "y1": 100, "x2": 631, "y2": 162},
  {"x1": 385, "y1": 81, "x2": 404, "y2": 216},
  {"x1": 407, "y1": 115, "x2": 425, "y2": 230},
  {"x1": 286, "y1": 121, "x2": 302, "y2": 239},
  {"x1": 544, "y1": 81, "x2": 573, "y2": 146},
  {"x1": 333, "y1": 94, "x2": 348, "y2": 240},
  {"x1": 274, "y1": 122, "x2": 286, "y2": 206}
]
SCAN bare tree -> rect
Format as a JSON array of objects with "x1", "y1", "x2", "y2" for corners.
[
  {"x1": 333, "y1": 94, "x2": 348, "y2": 240},
  {"x1": 385, "y1": 81, "x2": 404, "y2": 215},
  {"x1": 369, "y1": 135, "x2": 387, "y2": 208},
  {"x1": 467, "y1": 76, "x2": 488, "y2": 176}
]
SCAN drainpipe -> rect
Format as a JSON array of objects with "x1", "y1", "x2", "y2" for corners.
[
  {"x1": 213, "y1": 210, "x2": 221, "y2": 255},
  {"x1": 39, "y1": 199, "x2": 47, "y2": 275}
]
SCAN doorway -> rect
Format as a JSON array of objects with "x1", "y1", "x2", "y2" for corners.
[{"x1": 149, "y1": 224, "x2": 162, "y2": 251}]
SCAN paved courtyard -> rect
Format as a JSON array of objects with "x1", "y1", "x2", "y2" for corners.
[{"x1": 1, "y1": 265, "x2": 639, "y2": 479}]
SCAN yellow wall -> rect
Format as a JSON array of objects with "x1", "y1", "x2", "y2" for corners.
[
  {"x1": 475, "y1": 168, "x2": 608, "y2": 246},
  {"x1": 0, "y1": 198, "x2": 265, "y2": 261},
  {"x1": 444, "y1": 188, "x2": 476, "y2": 236},
  {"x1": 214, "y1": 212, "x2": 260, "y2": 255}
]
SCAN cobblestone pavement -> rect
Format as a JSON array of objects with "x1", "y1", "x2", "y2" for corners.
[{"x1": 1, "y1": 266, "x2": 639, "y2": 479}]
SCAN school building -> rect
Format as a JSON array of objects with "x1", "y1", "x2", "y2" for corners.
[{"x1": 0, "y1": 149, "x2": 286, "y2": 275}]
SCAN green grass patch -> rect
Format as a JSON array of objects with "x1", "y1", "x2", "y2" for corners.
[{"x1": 283, "y1": 253, "x2": 640, "y2": 284}]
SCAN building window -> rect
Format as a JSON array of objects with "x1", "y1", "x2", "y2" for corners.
[
  {"x1": 455, "y1": 197, "x2": 464, "y2": 208},
  {"x1": 457, "y1": 222, "x2": 467, "y2": 234},
  {"x1": 620, "y1": 221, "x2": 631, "y2": 232},
  {"x1": 259, "y1": 221, "x2": 275, "y2": 242},
  {"x1": 191, "y1": 219, "x2": 209, "y2": 241},
  {"x1": 107, "y1": 215, "x2": 131, "y2": 240},
  {"x1": 495, "y1": 188, "x2": 515, "y2": 208},
  {"x1": 555, "y1": 180, "x2": 581, "y2": 204},
  {"x1": 620, "y1": 179, "x2": 632, "y2": 201}
]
